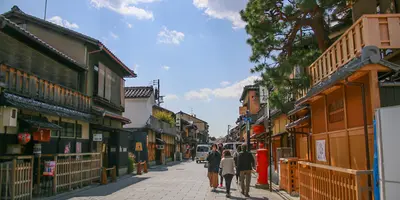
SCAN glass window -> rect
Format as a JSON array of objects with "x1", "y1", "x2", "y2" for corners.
[
  {"x1": 224, "y1": 144, "x2": 234, "y2": 150},
  {"x1": 76, "y1": 124, "x2": 82, "y2": 138},
  {"x1": 196, "y1": 146, "x2": 209, "y2": 152},
  {"x1": 60, "y1": 122, "x2": 75, "y2": 137}
]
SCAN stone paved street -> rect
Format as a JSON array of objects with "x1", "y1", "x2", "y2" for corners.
[{"x1": 53, "y1": 161, "x2": 284, "y2": 200}]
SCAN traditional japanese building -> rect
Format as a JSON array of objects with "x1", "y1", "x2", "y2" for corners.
[
  {"x1": 0, "y1": 15, "x2": 91, "y2": 156},
  {"x1": 3, "y1": 6, "x2": 136, "y2": 175}
]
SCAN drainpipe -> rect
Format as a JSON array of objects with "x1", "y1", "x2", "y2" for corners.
[{"x1": 344, "y1": 79, "x2": 372, "y2": 199}]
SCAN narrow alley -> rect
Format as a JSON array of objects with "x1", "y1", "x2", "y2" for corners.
[{"x1": 48, "y1": 161, "x2": 284, "y2": 200}]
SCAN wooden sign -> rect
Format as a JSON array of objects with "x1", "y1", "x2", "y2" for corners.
[
  {"x1": 33, "y1": 129, "x2": 51, "y2": 142},
  {"x1": 135, "y1": 142, "x2": 143, "y2": 151}
]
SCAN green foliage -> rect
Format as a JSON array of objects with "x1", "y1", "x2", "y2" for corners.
[
  {"x1": 241, "y1": 0, "x2": 351, "y2": 110},
  {"x1": 154, "y1": 111, "x2": 175, "y2": 127},
  {"x1": 128, "y1": 153, "x2": 136, "y2": 174}
]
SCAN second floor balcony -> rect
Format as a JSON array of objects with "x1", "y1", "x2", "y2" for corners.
[
  {"x1": 148, "y1": 115, "x2": 178, "y2": 136},
  {"x1": 299, "y1": 14, "x2": 400, "y2": 99},
  {"x1": 1, "y1": 64, "x2": 91, "y2": 113}
]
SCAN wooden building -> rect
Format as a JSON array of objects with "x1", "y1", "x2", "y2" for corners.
[
  {"x1": 3, "y1": 6, "x2": 136, "y2": 176},
  {"x1": 282, "y1": 13, "x2": 400, "y2": 200},
  {"x1": 0, "y1": 15, "x2": 91, "y2": 156}
]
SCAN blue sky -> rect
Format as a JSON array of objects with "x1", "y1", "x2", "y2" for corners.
[{"x1": 0, "y1": 0, "x2": 258, "y2": 138}]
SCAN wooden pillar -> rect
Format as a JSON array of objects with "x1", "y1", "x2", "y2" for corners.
[
  {"x1": 368, "y1": 70, "x2": 381, "y2": 114},
  {"x1": 342, "y1": 85, "x2": 352, "y2": 169},
  {"x1": 323, "y1": 95, "x2": 331, "y2": 165}
]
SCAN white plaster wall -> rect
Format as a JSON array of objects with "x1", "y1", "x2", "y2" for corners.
[{"x1": 123, "y1": 95, "x2": 155, "y2": 128}]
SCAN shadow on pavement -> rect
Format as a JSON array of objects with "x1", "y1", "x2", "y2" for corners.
[{"x1": 54, "y1": 176, "x2": 149, "y2": 200}]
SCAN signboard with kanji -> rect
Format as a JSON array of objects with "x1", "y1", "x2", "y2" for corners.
[
  {"x1": 135, "y1": 142, "x2": 143, "y2": 151},
  {"x1": 259, "y1": 86, "x2": 268, "y2": 104}
]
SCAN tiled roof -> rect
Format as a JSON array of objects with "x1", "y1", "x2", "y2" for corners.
[
  {"x1": 3, "y1": 6, "x2": 136, "y2": 78},
  {"x1": 0, "y1": 15, "x2": 85, "y2": 70},
  {"x1": 125, "y1": 86, "x2": 153, "y2": 98}
]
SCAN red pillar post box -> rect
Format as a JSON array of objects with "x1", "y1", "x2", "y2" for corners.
[{"x1": 256, "y1": 148, "x2": 268, "y2": 185}]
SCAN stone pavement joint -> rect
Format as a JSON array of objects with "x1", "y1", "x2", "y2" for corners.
[{"x1": 44, "y1": 160, "x2": 286, "y2": 200}]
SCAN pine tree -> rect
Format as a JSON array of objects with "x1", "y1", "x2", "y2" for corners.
[{"x1": 241, "y1": 0, "x2": 352, "y2": 109}]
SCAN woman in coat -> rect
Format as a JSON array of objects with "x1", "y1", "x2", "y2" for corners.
[
  {"x1": 220, "y1": 150, "x2": 235, "y2": 198},
  {"x1": 206, "y1": 144, "x2": 221, "y2": 191}
]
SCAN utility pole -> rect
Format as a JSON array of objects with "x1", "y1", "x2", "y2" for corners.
[
  {"x1": 44, "y1": 0, "x2": 48, "y2": 20},
  {"x1": 267, "y1": 87, "x2": 273, "y2": 192},
  {"x1": 157, "y1": 79, "x2": 160, "y2": 106}
]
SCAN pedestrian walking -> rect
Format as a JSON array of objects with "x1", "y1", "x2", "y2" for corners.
[
  {"x1": 233, "y1": 145, "x2": 242, "y2": 184},
  {"x1": 190, "y1": 145, "x2": 196, "y2": 161},
  {"x1": 237, "y1": 144, "x2": 255, "y2": 197},
  {"x1": 218, "y1": 143, "x2": 224, "y2": 187},
  {"x1": 220, "y1": 150, "x2": 235, "y2": 198},
  {"x1": 207, "y1": 144, "x2": 221, "y2": 191}
]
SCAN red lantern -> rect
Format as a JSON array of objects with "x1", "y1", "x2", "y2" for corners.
[
  {"x1": 18, "y1": 133, "x2": 31, "y2": 145},
  {"x1": 253, "y1": 125, "x2": 265, "y2": 135}
]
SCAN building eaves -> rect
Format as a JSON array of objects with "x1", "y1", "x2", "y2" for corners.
[
  {"x1": 3, "y1": 6, "x2": 136, "y2": 78},
  {"x1": 177, "y1": 111, "x2": 207, "y2": 124},
  {"x1": 125, "y1": 86, "x2": 153, "y2": 99},
  {"x1": 0, "y1": 15, "x2": 86, "y2": 71},
  {"x1": 296, "y1": 57, "x2": 400, "y2": 105},
  {"x1": 239, "y1": 85, "x2": 259, "y2": 102}
]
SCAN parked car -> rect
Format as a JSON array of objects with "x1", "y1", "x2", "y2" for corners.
[
  {"x1": 223, "y1": 142, "x2": 244, "y2": 154},
  {"x1": 195, "y1": 144, "x2": 210, "y2": 163}
]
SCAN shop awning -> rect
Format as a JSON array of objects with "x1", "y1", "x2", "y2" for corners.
[
  {"x1": 287, "y1": 105, "x2": 309, "y2": 117},
  {"x1": 0, "y1": 93, "x2": 91, "y2": 121},
  {"x1": 92, "y1": 106, "x2": 131, "y2": 124},
  {"x1": 20, "y1": 118, "x2": 62, "y2": 130},
  {"x1": 286, "y1": 115, "x2": 310, "y2": 129}
]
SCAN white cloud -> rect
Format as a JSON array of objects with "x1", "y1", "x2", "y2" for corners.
[
  {"x1": 184, "y1": 76, "x2": 259, "y2": 101},
  {"x1": 126, "y1": 22, "x2": 133, "y2": 28},
  {"x1": 110, "y1": 31, "x2": 119, "y2": 39},
  {"x1": 162, "y1": 65, "x2": 170, "y2": 71},
  {"x1": 193, "y1": 0, "x2": 247, "y2": 29},
  {"x1": 220, "y1": 81, "x2": 231, "y2": 87},
  {"x1": 157, "y1": 26, "x2": 185, "y2": 45},
  {"x1": 164, "y1": 94, "x2": 179, "y2": 101},
  {"x1": 133, "y1": 64, "x2": 139, "y2": 73},
  {"x1": 184, "y1": 88, "x2": 213, "y2": 102},
  {"x1": 90, "y1": 0, "x2": 155, "y2": 20},
  {"x1": 48, "y1": 16, "x2": 79, "y2": 29}
]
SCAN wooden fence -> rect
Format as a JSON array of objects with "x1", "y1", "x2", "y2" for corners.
[
  {"x1": 298, "y1": 161, "x2": 372, "y2": 200},
  {"x1": 279, "y1": 158, "x2": 300, "y2": 195},
  {"x1": 0, "y1": 156, "x2": 34, "y2": 200},
  {"x1": 34, "y1": 153, "x2": 101, "y2": 197}
]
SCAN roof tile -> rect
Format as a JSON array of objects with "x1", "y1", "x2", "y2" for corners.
[{"x1": 125, "y1": 86, "x2": 153, "y2": 98}]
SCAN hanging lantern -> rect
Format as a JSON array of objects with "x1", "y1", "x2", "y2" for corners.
[
  {"x1": 252, "y1": 125, "x2": 265, "y2": 135},
  {"x1": 18, "y1": 133, "x2": 31, "y2": 145}
]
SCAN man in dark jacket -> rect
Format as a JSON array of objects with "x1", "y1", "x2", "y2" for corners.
[
  {"x1": 206, "y1": 144, "x2": 221, "y2": 191},
  {"x1": 237, "y1": 144, "x2": 255, "y2": 197}
]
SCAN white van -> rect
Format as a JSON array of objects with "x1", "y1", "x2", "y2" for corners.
[
  {"x1": 223, "y1": 142, "x2": 244, "y2": 154},
  {"x1": 195, "y1": 144, "x2": 210, "y2": 163}
]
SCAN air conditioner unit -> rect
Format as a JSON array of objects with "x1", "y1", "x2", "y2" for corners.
[{"x1": 1, "y1": 107, "x2": 18, "y2": 127}]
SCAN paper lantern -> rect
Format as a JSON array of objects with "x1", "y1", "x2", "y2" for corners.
[
  {"x1": 18, "y1": 133, "x2": 31, "y2": 145},
  {"x1": 252, "y1": 125, "x2": 265, "y2": 135}
]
